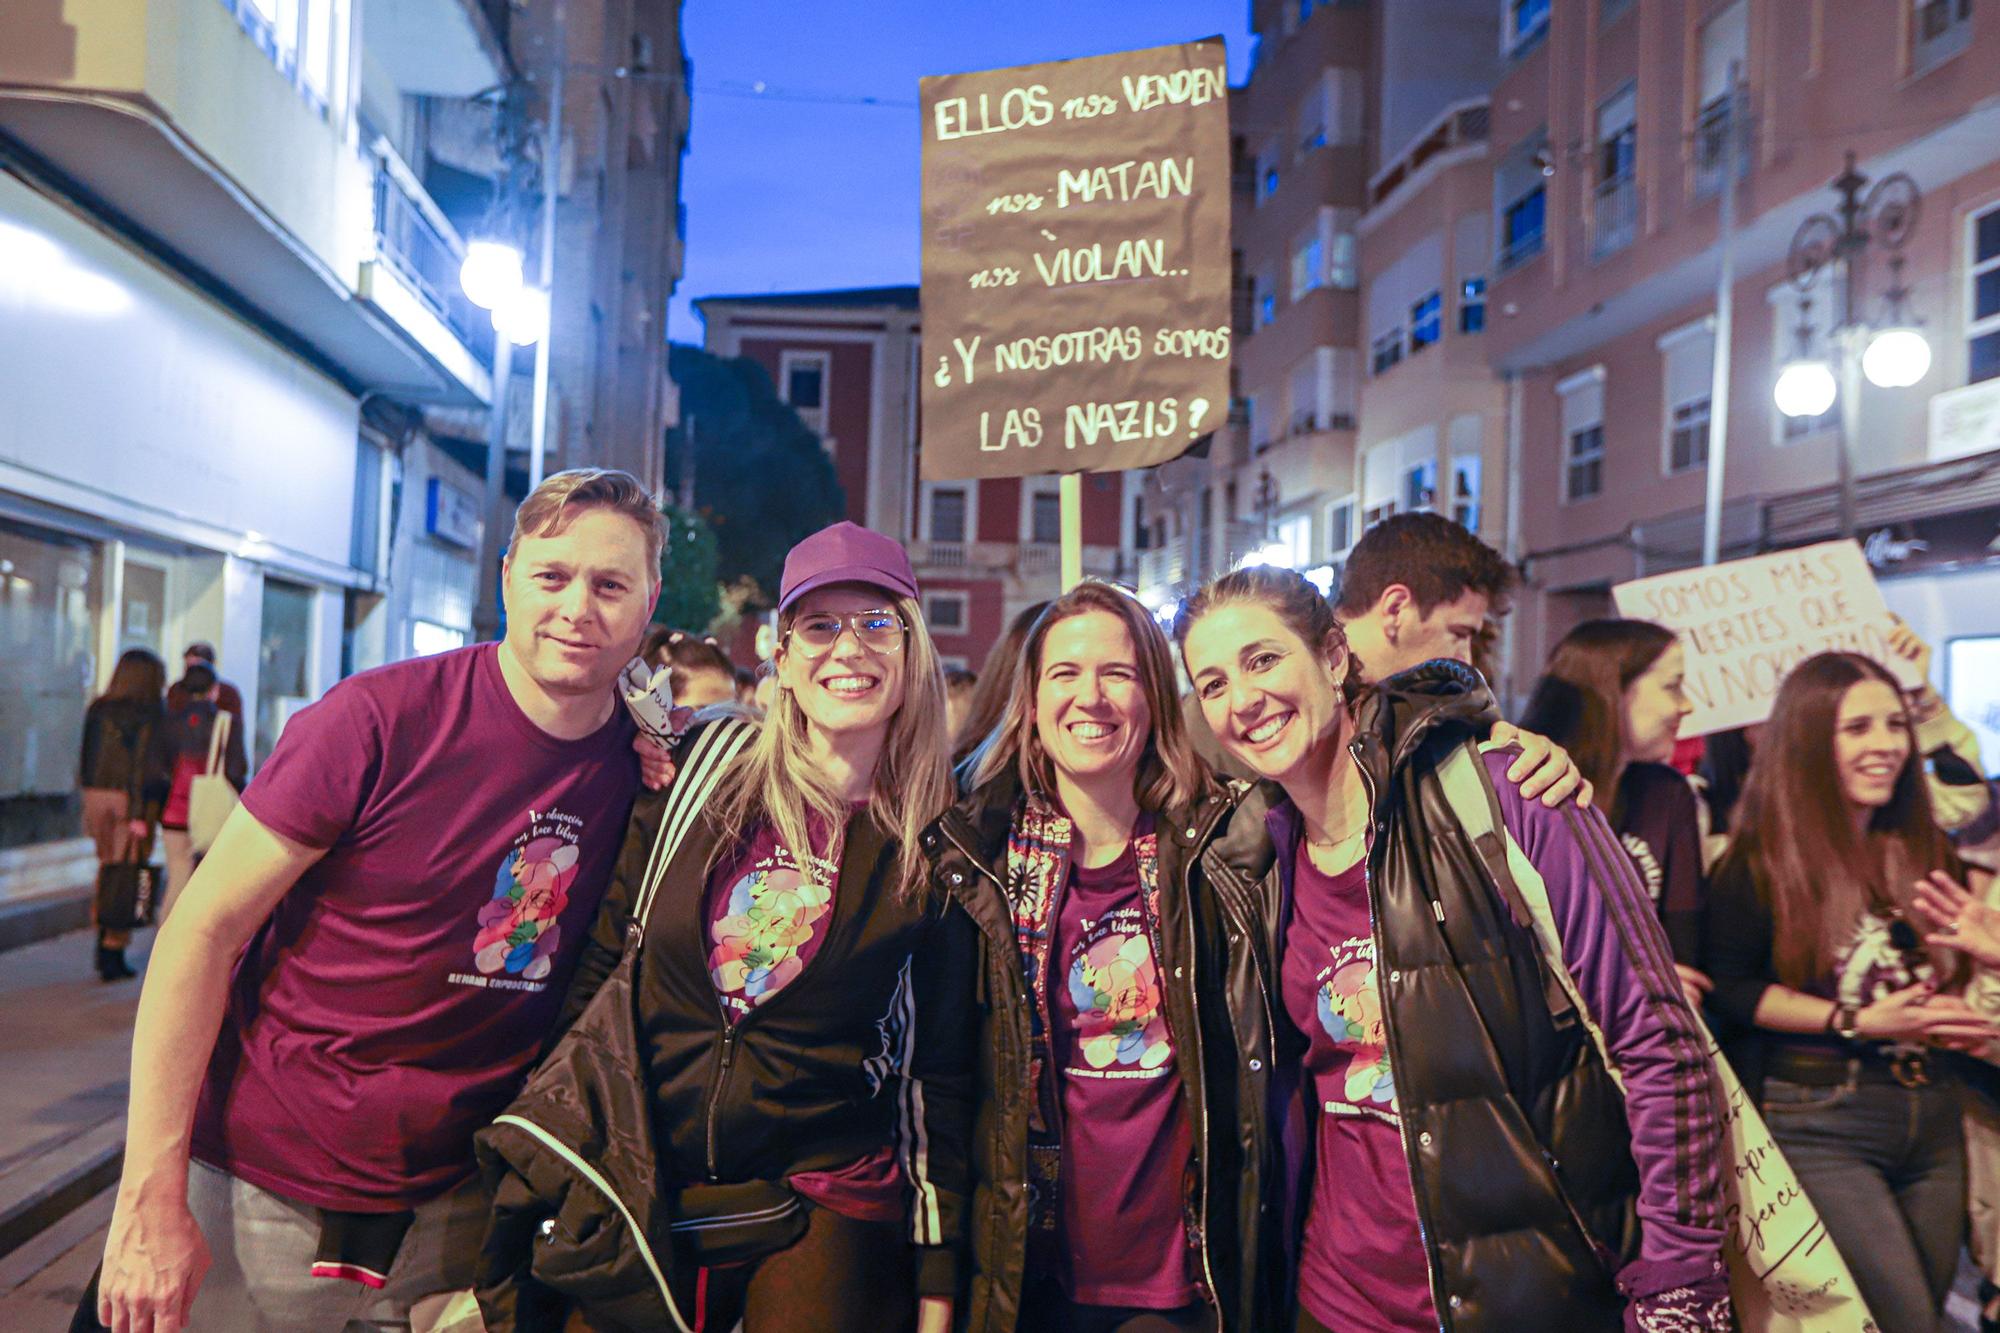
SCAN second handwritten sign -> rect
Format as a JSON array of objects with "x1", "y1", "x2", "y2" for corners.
[{"x1": 919, "y1": 39, "x2": 1230, "y2": 481}]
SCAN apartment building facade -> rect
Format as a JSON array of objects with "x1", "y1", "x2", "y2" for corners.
[
  {"x1": 699, "y1": 287, "x2": 1138, "y2": 671},
  {"x1": 0, "y1": 0, "x2": 688, "y2": 892},
  {"x1": 1484, "y1": 0, "x2": 2000, "y2": 738}
]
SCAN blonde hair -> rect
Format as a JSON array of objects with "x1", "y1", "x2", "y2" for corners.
[
  {"x1": 511, "y1": 468, "x2": 666, "y2": 570},
  {"x1": 967, "y1": 581, "x2": 1207, "y2": 814},
  {"x1": 709, "y1": 592, "x2": 954, "y2": 900}
]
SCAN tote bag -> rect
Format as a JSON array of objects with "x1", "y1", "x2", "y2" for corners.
[{"x1": 188, "y1": 711, "x2": 238, "y2": 855}]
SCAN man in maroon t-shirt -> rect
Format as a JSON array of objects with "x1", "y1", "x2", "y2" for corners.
[{"x1": 97, "y1": 470, "x2": 666, "y2": 1333}]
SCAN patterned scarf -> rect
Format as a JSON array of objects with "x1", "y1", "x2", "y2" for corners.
[{"x1": 1004, "y1": 793, "x2": 1163, "y2": 1236}]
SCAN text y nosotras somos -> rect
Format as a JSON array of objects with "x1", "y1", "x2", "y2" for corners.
[{"x1": 974, "y1": 327, "x2": 1232, "y2": 376}]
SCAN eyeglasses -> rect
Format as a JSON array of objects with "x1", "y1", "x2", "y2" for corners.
[{"x1": 786, "y1": 609, "x2": 908, "y2": 656}]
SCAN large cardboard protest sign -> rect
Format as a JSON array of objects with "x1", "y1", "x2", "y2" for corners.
[
  {"x1": 919, "y1": 40, "x2": 1231, "y2": 481},
  {"x1": 1612, "y1": 540, "x2": 1924, "y2": 737}
]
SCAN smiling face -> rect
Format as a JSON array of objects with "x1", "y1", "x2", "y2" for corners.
[
  {"x1": 1033, "y1": 611, "x2": 1152, "y2": 799},
  {"x1": 775, "y1": 584, "x2": 908, "y2": 749},
  {"x1": 1182, "y1": 601, "x2": 1347, "y2": 789},
  {"x1": 500, "y1": 507, "x2": 658, "y2": 700},
  {"x1": 1833, "y1": 678, "x2": 1913, "y2": 812},
  {"x1": 1623, "y1": 642, "x2": 1692, "y2": 766}
]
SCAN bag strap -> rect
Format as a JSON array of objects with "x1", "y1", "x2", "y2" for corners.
[
  {"x1": 631, "y1": 717, "x2": 757, "y2": 938},
  {"x1": 204, "y1": 710, "x2": 231, "y2": 777},
  {"x1": 1435, "y1": 742, "x2": 1581, "y2": 1031}
]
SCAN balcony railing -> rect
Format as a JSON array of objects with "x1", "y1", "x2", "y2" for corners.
[
  {"x1": 1368, "y1": 99, "x2": 1492, "y2": 208},
  {"x1": 1691, "y1": 96, "x2": 1749, "y2": 200},
  {"x1": 1592, "y1": 174, "x2": 1638, "y2": 259},
  {"x1": 1138, "y1": 543, "x2": 1188, "y2": 599},
  {"x1": 1498, "y1": 223, "x2": 1544, "y2": 274},
  {"x1": 371, "y1": 140, "x2": 493, "y2": 360}
]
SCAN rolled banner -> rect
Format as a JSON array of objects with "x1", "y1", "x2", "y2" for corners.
[{"x1": 620, "y1": 657, "x2": 691, "y2": 750}]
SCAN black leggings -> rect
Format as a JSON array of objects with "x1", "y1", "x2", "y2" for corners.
[{"x1": 693, "y1": 1205, "x2": 915, "y2": 1333}]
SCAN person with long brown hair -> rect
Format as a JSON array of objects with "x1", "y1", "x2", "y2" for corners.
[
  {"x1": 79, "y1": 648, "x2": 168, "y2": 981},
  {"x1": 1520, "y1": 619, "x2": 1708, "y2": 1003},
  {"x1": 921, "y1": 580, "x2": 1277, "y2": 1332},
  {"x1": 1176, "y1": 566, "x2": 1729, "y2": 1333},
  {"x1": 1705, "y1": 650, "x2": 1997, "y2": 1332}
]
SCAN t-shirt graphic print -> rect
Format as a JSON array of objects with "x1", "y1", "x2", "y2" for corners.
[
  {"x1": 706, "y1": 824, "x2": 839, "y2": 1019},
  {"x1": 472, "y1": 817, "x2": 585, "y2": 983},
  {"x1": 1065, "y1": 907, "x2": 1172, "y2": 1075},
  {"x1": 1315, "y1": 934, "x2": 1395, "y2": 1116}
]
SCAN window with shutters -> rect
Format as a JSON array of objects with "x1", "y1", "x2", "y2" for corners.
[
  {"x1": 1973, "y1": 204, "x2": 2000, "y2": 385},
  {"x1": 1558, "y1": 367, "x2": 1606, "y2": 502},
  {"x1": 1658, "y1": 318, "x2": 1716, "y2": 475},
  {"x1": 1694, "y1": 2, "x2": 1748, "y2": 199}
]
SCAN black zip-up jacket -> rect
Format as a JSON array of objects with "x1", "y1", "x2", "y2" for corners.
[
  {"x1": 917, "y1": 772, "x2": 1285, "y2": 1333},
  {"x1": 474, "y1": 719, "x2": 975, "y2": 1329},
  {"x1": 1205, "y1": 663, "x2": 1728, "y2": 1330}
]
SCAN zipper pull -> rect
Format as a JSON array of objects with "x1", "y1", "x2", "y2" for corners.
[{"x1": 1432, "y1": 900, "x2": 1445, "y2": 924}]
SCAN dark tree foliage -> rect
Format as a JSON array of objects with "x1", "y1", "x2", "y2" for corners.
[
  {"x1": 652, "y1": 502, "x2": 722, "y2": 631},
  {"x1": 664, "y1": 343, "x2": 847, "y2": 607}
]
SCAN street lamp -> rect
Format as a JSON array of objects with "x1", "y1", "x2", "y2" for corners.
[
  {"x1": 1776, "y1": 152, "x2": 1928, "y2": 537},
  {"x1": 459, "y1": 240, "x2": 524, "y2": 311},
  {"x1": 462, "y1": 239, "x2": 528, "y2": 640}
]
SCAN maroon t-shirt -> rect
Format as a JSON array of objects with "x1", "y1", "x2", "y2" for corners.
[
  {"x1": 1283, "y1": 847, "x2": 1435, "y2": 1332},
  {"x1": 191, "y1": 643, "x2": 638, "y2": 1211},
  {"x1": 1043, "y1": 844, "x2": 1196, "y2": 1308}
]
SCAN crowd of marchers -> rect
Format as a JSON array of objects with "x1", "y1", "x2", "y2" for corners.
[{"x1": 74, "y1": 466, "x2": 2000, "y2": 1333}]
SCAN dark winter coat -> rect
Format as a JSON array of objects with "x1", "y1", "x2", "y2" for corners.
[
  {"x1": 917, "y1": 772, "x2": 1285, "y2": 1333},
  {"x1": 79, "y1": 697, "x2": 166, "y2": 820}
]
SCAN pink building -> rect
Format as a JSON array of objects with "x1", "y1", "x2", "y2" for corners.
[{"x1": 698, "y1": 287, "x2": 1137, "y2": 671}]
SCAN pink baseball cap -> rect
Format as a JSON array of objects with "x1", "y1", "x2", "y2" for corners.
[{"x1": 778, "y1": 521, "x2": 919, "y2": 612}]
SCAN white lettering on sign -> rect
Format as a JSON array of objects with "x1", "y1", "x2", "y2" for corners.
[
  {"x1": 1032, "y1": 238, "x2": 1174, "y2": 287},
  {"x1": 1056, "y1": 157, "x2": 1195, "y2": 208},
  {"x1": 1611, "y1": 539, "x2": 1924, "y2": 736},
  {"x1": 932, "y1": 85, "x2": 1056, "y2": 141}
]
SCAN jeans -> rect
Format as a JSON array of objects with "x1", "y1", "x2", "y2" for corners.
[
  {"x1": 1761, "y1": 1073, "x2": 1966, "y2": 1333},
  {"x1": 183, "y1": 1160, "x2": 486, "y2": 1332}
]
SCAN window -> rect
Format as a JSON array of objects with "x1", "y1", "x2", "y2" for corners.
[
  {"x1": 1973, "y1": 205, "x2": 2000, "y2": 386},
  {"x1": 222, "y1": 0, "x2": 351, "y2": 118},
  {"x1": 1250, "y1": 393, "x2": 1273, "y2": 453},
  {"x1": 1509, "y1": 0, "x2": 1551, "y2": 55},
  {"x1": 1371, "y1": 329, "x2": 1404, "y2": 375},
  {"x1": 1324, "y1": 498, "x2": 1356, "y2": 558},
  {"x1": 1912, "y1": 0, "x2": 1975, "y2": 75},
  {"x1": 1497, "y1": 132, "x2": 1550, "y2": 271},
  {"x1": 780, "y1": 351, "x2": 830, "y2": 436},
  {"x1": 929, "y1": 487, "x2": 968, "y2": 544},
  {"x1": 1258, "y1": 144, "x2": 1282, "y2": 203},
  {"x1": 1330, "y1": 231, "x2": 1359, "y2": 290},
  {"x1": 1451, "y1": 455, "x2": 1483, "y2": 533},
  {"x1": 925, "y1": 591, "x2": 968, "y2": 633},
  {"x1": 1460, "y1": 276, "x2": 1487, "y2": 334},
  {"x1": 1566, "y1": 426, "x2": 1605, "y2": 500},
  {"x1": 1694, "y1": 3, "x2": 1748, "y2": 199},
  {"x1": 1404, "y1": 460, "x2": 1439, "y2": 513},
  {"x1": 1593, "y1": 84, "x2": 1638, "y2": 259},
  {"x1": 1291, "y1": 231, "x2": 1325, "y2": 301},
  {"x1": 1558, "y1": 366, "x2": 1606, "y2": 502},
  {"x1": 1030, "y1": 490, "x2": 1062, "y2": 545},
  {"x1": 1659, "y1": 318, "x2": 1716, "y2": 474},
  {"x1": 1409, "y1": 292, "x2": 1442, "y2": 353},
  {"x1": 1257, "y1": 270, "x2": 1278, "y2": 326}
]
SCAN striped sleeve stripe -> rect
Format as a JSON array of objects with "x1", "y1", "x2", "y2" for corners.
[
  {"x1": 1558, "y1": 804, "x2": 1725, "y2": 1230},
  {"x1": 887, "y1": 954, "x2": 943, "y2": 1247}
]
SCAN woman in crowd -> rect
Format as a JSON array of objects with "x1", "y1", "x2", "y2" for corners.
[
  {"x1": 478, "y1": 522, "x2": 969, "y2": 1333},
  {"x1": 151, "y1": 661, "x2": 248, "y2": 922},
  {"x1": 1176, "y1": 566, "x2": 1731, "y2": 1333},
  {"x1": 923, "y1": 582, "x2": 1276, "y2": 1333},
  {"x1": 1520, "y1": 619, "x2": 1709, "y2": 1002},
  {"x1": 952, "y1": 600, "x2": 1050, "y2": 765},
  {"x1": 1705, "y1": 650, "x2": 1997, "y2": 1332},
  {"x1": 78, "y1": 649, "x2": 167, "y2": 981}
]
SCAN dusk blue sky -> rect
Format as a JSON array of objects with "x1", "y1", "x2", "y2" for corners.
[{"x1": 667, "y1": 1, "x2": 1255, "y2": 344}]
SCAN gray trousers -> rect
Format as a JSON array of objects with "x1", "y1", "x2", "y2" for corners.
[
  {"x1": 184, "y1": 1160, "x2": 487, "y2": 1332},
  {"x1": 1762, "y1": 1074, "x2": 1967, "y2": 1333}
]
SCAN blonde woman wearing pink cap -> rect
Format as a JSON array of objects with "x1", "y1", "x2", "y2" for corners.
[{"x1": 477, "y1": 522, "x2": 972, "y2": 1333}]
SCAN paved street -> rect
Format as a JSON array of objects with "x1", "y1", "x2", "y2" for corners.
[{"x1": 0, "y1": 928, "x2": 145, "y2": 1330}]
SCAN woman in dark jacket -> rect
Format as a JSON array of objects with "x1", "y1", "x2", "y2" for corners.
[
  {"x1": 919, "y1": 581, "x2": 1279, "y2": 1333},
  {"x1": 476, "y1": 523, "x2": 970, "y2": 1333},
  {"x1": 1705, "y1": 651, "x2": 1996, "y2": 1332},
  {"x1": 78, "y1": 649, "x2": 166, "y2": 981},
  {"x1": 1176, "y1": 567, "x2": 1731, "y2": 1333}
]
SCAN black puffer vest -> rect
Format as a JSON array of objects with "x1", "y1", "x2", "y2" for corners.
[{"x1": 1203, "y1": 663, "x2": 1642, "y2": 1329}]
